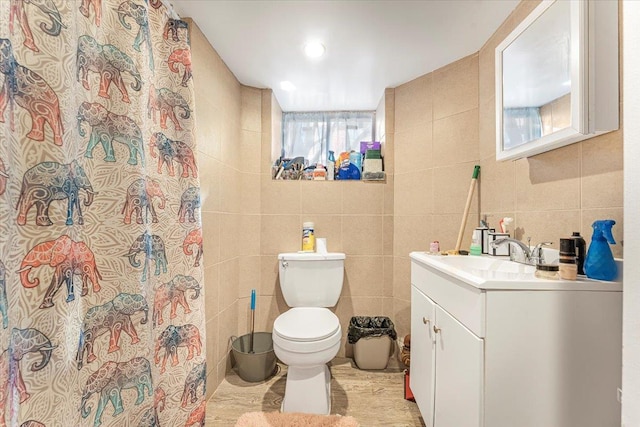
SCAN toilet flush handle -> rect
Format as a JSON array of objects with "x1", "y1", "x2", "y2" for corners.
[{"x1": 281, "y1": 260, "x2": 288, "y2": 268}]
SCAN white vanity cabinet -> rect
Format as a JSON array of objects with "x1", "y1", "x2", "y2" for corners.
[
  {"x1": 410, "y1": 253, "x2": 622, "y2": 427},
  {"x1": 410, "y1": 286, "x2": 436, "y2": 421},
  {"x1": 411, "y1": 287, "x2": 483, "y2": 427}
]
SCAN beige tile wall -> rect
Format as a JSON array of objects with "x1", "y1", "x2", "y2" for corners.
[
  {"x1": 254, "y1": 90, "x2": 395, "y2": 358},
  {"x1": 188, "y1": 20, "x2": 243, "y2": 395},
  {"x1": 391, "y1": 54, "x2": 481, "y2": 338},
  {"x1": 390, "y1": 0, "x2": 623, "y2": 340},
  {"x1": 478, "y1": 0, "x2": 623, "y2": 256}
]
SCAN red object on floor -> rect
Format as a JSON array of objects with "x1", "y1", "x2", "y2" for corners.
[{"x1": 404, "y1": 370, "x2": 415, "y2": 401}]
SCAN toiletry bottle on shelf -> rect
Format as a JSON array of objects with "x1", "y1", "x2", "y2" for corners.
[
  {"x1": 313, "y1": 164, "x2": 326, "y2": 180},
  {"x1": 327, "y1": 151, "x2": 335, "y2": 181},
  {"x1": 470, "y1": 229, "x2": 482, "y2": 256},
  {"x1": 584, "y1": 220, "x2": 617, "y2": 281},
  {"x1": 302, "y1": 222, "x2": 315, "y2": 252},
  {"x1": 349, "y1": 151, "x2": 362, "y2": 171},
  {"x1": 572, "y1": 231, "x2": 586, "y2": 275}
]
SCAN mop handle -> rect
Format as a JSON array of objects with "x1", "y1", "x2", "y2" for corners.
[{"x1": 249, "y1": 289, "x2": 256, "y2": 353}]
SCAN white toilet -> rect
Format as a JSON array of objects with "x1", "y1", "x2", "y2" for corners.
[{"x1": 272, "y1": 247, "x2": 345, "y2": 415}]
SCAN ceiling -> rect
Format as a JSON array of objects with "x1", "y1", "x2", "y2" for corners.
[{"x1": 171, "y1": 0, "x2": 520, "y2": 112}]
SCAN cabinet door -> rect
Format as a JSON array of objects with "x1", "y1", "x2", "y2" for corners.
[
  {"x1": 410, "y1": 286, "x2": 436, "y2": 425},
  {"x1": 434, "y1": 306, "x2": 484, "y2": 427}
]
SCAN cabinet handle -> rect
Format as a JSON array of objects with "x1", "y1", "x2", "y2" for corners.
[
  {"x1": 433, "y1": 326, "x2": 441, "y2": 333},
  {"x1": 422, "y1": 317, "x2": 430, "y2": 325}
]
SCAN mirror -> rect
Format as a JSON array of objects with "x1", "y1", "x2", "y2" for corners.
[{"x1": 495, "y1": 0, "x2": 618, "y2": 161}]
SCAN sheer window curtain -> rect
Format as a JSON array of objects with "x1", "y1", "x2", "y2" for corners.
[
  {"x1": 282, "y1": 112, "x2": 374, "y2": 165},
  {"x1": 503, "y1": 107, "x2": 543, "y2": 149}
]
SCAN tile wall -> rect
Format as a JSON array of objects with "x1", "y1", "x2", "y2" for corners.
[
  {"x1": 389, "y1": 0, "x2": 623, "y2": 337},
  {"x1": 477, "y1": 0, "x2": 624, "y2": 255},
  {"x1": 391, "y1": 54, "x2": 481, "y2": 338},
  {"x1": 253, "y1": 90, "x2": 395, "y2": 358},
  {"x1": 188, "y1": 21, "x2": 242, "y2": 395}
]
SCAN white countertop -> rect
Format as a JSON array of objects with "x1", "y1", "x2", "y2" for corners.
[{"x1": 410, "y1": 251, "x2": 622, "y2": 292}]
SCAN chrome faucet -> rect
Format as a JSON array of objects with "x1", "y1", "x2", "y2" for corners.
[{"x1": 491, "y1": 237, "x2": 553, "y2": 265}]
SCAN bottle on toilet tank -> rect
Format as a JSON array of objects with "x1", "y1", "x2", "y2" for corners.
[{"x1": 302, "y1": 222, "x2": 315, "y2": 252}]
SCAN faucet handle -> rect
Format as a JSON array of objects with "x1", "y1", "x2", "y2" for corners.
[
  {"x1": 531, "y1": 241, "x2": 553, "y2": 264},
  {"x1": 533, "y1": 241, "x2": 553, "y2": 250}
]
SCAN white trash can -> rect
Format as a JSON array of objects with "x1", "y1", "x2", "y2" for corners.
[{"x1": 348, "y1": 316, "x2": 397, "y2": 370}]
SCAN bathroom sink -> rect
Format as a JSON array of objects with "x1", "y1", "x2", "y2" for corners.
[
  {"x1": 409, "y1": 252, "x2": 622, "y2": 291},
  {"x1": 431, "y1": 254, "x2": 536, "y2": 274}
]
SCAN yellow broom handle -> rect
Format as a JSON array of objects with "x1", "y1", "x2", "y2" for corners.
[{"x1": 454, "y1": 165, "x2": 480, "y2": 253}]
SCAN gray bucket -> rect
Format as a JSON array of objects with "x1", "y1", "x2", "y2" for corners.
[{"x1": 231, "y1": 332, "x2": 276, "y2": 382}]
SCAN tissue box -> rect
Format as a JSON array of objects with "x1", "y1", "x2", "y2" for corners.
[
  {"x1": 360, "y1": 141, "x2": 381, "y2": 155},
  {"x1": 488, "y1": 232, "x2": 510, "y2": 256}
]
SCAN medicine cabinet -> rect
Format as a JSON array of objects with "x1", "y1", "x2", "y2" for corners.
[{"x1": 495, "y1": 0, "x2": 618, "y2": 161}]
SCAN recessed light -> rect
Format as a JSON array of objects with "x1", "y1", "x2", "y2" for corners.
[
  {"x1": 280, "y1": 81, "x2": 296, "y2": 91},
  {"x1": 304, "y1": 41, "x2": 325, "y2": 58}
]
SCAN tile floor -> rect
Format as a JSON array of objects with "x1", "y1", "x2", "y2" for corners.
[{"x1": 206, "y1": 357, "x2": 425, "y2": 426}]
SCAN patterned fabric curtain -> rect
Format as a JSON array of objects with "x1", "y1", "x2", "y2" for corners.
[{"x1": 0, "y1": 1, "x2": 206, "y2": 426}]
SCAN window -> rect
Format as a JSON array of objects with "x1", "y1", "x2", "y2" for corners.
[
  {"x1": 502, "y1": 107, "x2": 542, "y2": 150},
  {"x1": 281, "y1": 111, "x2": 375, "y2": 166}
]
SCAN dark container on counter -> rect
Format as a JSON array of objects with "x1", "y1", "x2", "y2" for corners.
[{"x1": 572, "y1": 231, "x2": 586, "y2": 275}]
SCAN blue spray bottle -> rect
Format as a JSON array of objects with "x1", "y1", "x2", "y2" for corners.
[{"x1": 583, "y1": 220, "x2": 618, "y2": 281}]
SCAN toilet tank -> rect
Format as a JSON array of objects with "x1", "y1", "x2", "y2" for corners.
[{"x1": 277, "y1": 252, "x2": 345, "y2": 307}]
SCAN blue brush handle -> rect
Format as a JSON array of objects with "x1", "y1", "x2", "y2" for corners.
[{"x1": 251, "y1": 289, "x2": 256, "y2": 310}]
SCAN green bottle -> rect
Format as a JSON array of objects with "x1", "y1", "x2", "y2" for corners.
[{"x1": 470, "y1": 229, "x2": 482, "y2": 256}]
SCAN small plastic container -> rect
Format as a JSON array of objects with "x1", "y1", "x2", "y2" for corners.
[
  {"x1": 559, "y1": 261, "x2": 578, "y2": 280},
  {"x1": 313, "y1": 164, "x2": 326, "y2": 180},
  {"x1": 559, "y1": 238, "x2": 577, "y2": 280},
  {"x1": 535, "y1": 264, "x2": 559, "y2": 280}
]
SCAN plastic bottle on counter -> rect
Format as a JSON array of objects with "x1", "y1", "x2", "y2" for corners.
[
  {"x1": 584, "y1": 220, "x2": 618, "y2": 281},
  {"x1": 470, "y1": 229, "x2": 482, "y2": 256},
  {"x1": 572, "y1": 231, "x2": 586, "y2": 275}
]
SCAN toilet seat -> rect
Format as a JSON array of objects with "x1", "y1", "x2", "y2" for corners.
[
  {"x1": 274, "y1": 307, "x2": 340, "y2": 341},
  {"x1": 273, "y1": 308, "x2": 341, "y2": 353}
]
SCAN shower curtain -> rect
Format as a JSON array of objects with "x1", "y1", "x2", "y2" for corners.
[{"x1": 0, "y1": 1, "x2": 206, "y2": 426}]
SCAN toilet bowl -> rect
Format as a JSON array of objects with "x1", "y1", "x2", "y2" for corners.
[
  {"x1": 273, "y1": 307, "x2": 341, "y2": 414},
  {"x1": 273, "y1": 250, "x2": 345, "y2": 415}
]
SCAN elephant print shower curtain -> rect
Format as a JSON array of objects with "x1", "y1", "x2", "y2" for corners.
[{"x1": 0, "y1": 1, "x2": 206, "y2": 426}]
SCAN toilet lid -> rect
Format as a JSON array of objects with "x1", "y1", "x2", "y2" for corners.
[{"x1": 273, "y1": 308, "x2": 340, "y2": 342}]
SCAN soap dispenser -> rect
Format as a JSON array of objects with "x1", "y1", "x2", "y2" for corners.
[
  {"x1": 584, "y1": 220, "x2": 617, "y2": 281},
  {"x1": 469, "y1": 229, "x2": 482, "y2": 256}
]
